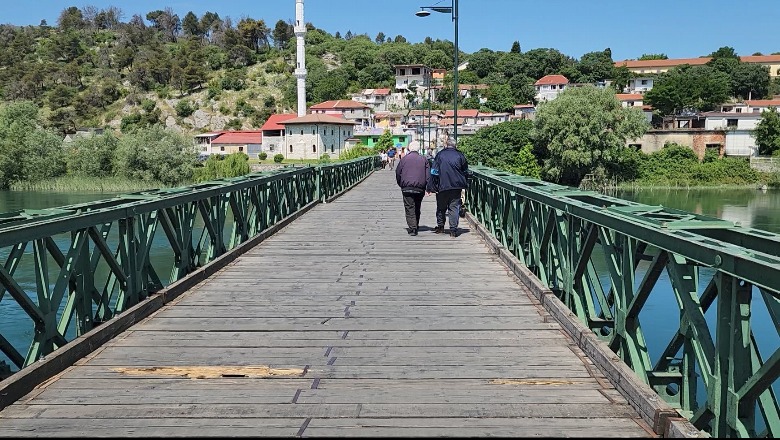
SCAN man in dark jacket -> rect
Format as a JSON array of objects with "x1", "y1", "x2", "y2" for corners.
[
  {"x1": 431, "y1": 137, "x2": 469, "y2": 237},
  {"x1": 395, "y1": 141, "x2": 429, "y2": 236}
]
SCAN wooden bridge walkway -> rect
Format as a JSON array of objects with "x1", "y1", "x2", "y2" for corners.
[{"x1": 0, "y1": 170, "x2": 656, "y2": 437}]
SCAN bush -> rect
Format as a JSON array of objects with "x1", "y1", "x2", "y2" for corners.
[
  {"x1": 175, "y1": 100, "x2": 195, "y2": 117},
  {"x1": 318, "y1": 154, "x2": 331, "y2": 164},
  {"x1": 258, "y1": 152, "x2": 268, "y2": 160},
  {"x1": 273, "y1": 153, "x2": 284, "y2": 163}
]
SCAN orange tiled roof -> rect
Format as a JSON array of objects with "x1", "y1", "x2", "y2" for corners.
[
  {"x1": 616, "y1": 93, "x2": 644, "y2": 101},
  {"x1": 443, "y1": 109, "x2": 479, "y2": 118},
  {"x1": 310, "y1": 100, "x2": 369, "y2": 109},
  {"x1": 746, "y1": 99, "x2": 780, "y2": 107},
  {"x1": 260, "y1": 114, "x2": 298, "y2": 131},
  {"x1": 614, "y1": 55, "x2": 780, "y2": 69},
  {"x1": 534, "y1": 74, "x2": 569, "y2": 86},
  {"x1": 211, "y1": 131, "x2": 262, "y2": 144}
]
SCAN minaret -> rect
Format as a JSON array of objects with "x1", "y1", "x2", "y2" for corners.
[{"x1": 294, "y1": 0, "x2": 307, "y2": 117}]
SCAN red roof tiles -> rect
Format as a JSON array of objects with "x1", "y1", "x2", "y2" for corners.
[
  {"x1": 260, "y1": 114, "x2": 298, "y2": 131},
  {"x1": 310, "y1": 100, "x2": 369, "y2": 110},
  {"x1": 211, "y1": 131, "x2": 262, "y2": 144},
  {"x1": 534, "y1": 75, "x2": 569, "y2": 86}
]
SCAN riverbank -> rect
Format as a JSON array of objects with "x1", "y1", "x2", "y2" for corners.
[{"x1": 10, "y1": 176, "x2": 168, "y2": 193}]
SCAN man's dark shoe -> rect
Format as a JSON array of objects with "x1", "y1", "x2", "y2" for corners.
[
  {"x1": 450, "y1": 228, "x2": 459, "y2": 238},
  {"x1": 433, "y1": 225, "x2": 445, "y2": 234},
  {"x1": 410, "y1": 228, "x2": 418, "y2": 236}
]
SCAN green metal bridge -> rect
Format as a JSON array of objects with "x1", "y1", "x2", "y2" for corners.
[{"x1": 0, "y1": 156, "x2": 776, "y2": 437}]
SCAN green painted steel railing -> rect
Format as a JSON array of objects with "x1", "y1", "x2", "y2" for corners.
[
  {"x1": 466, "y1": 165, "x2": 780, "y2": 438},
  {"x1": 0, "y1": 156, "x2": 378, "y2": 378}
]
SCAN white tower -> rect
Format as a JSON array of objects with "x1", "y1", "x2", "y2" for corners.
[{"x1": 294, "y1": 0, "x2": 307, "y2": 117}]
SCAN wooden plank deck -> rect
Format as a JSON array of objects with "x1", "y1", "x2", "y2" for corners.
[{"x1": 0, "y1": 170, "x2": 655, "y2": 437}]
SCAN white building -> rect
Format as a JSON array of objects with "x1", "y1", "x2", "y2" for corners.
[
  {"x1": 351, "y1": 88, "x2": 392, "y2": 111},
  {"x1": 394, "y1": 64, "x2": 431, "y2": 93},
  {"x1": 260, "y1": 114, "x2": 297, "y2": 155},
  {"x1": 534, "y1": 74, "x2": 569, "y2": 102},
  {"x1": 703, "y1": 112, "x2": 762, "y2": 157},
  {"x1": 279, "y1": 114, "x2": 357, "y2": 160},
  {"x1": 626, "y1": 77, "x2": 654, "y2": 94},
  {"x1": 310, "y1": 100, "x2": 372, "y2": 127}
]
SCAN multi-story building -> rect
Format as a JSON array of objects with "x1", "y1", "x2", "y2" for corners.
[
  {"x1": 193, "y1": 131, "x2": 262, "y2": 157},
  {"x1": 626, "y1": 77, "x2": 654, "y2": 94},
  {"x1": 394, "y1": 64, "x2": 432, "y2": 93},
  {"x1": 260, "y1": 114, "x2": 298, "y2": 155},
  {"x1": 309, "y1": 100, "x2": 372, "y2": 127},
  {"x1": 615, "y1": 55, "x2": 780, "y2": 77},
  {"x1": 351, "y1": 88, "x2": 392, "y2": 112},
  {"x1": 278, "y1": 114, "x2": 357, "y2": 160},
  {"x1": 534, "y1": 74, "x2": 569, "y2": 102}
]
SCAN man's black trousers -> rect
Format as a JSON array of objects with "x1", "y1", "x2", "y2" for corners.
[{"x1": 402, "y1": 191, "x2": 424, "y2": 230}]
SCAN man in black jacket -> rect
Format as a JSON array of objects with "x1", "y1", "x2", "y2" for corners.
[
  {"x1": 430, "y1": 137, "x2": 469, "y2": 237},
  {"x1": 395, "y1": 141, "x2": 429, "y2": 236}
]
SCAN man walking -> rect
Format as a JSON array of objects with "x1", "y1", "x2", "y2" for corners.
[
  {"x1": 387, "y1": 146, "x2": 397, "y2": 170},
  {"x1": 431, "y1": 137, "x2": 469, "y2": 237},
  {"x1": 395, "y1": 141, "x2": 429, "y2": 236}
]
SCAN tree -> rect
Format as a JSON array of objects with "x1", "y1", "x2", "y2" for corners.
[
  {"x1": 182, "y1": 11, "x2": 202, "y2": 37},
  {"x1": 375, "y1": 130, "x2": 394, "y2": 152},
  {"x1": 484, "y1": 84, "x2": 515, "y2": 113},
  {"x1": 393, "y1": 35, "x2": 407, "y2": 43},
  {"x1": 458, "y1": 119, "x2": 535, "y2": 172},
  {"x1": 466, "y1": 49, "x2": 498, "y2": 79},
  {"x1": 510, "y1": 41, "x2": 521, "y2": 54},
  {"x1": 272, "y1": 19, "x2": 293, "y2": 49},
  {"x1": 754, "y1": 107, "x2": 780, "y2": 156},
  {"x1": 645, "y1": 65, "x2": 731, "y2": 115},
  {"x1": 57, "y1": 7, "x2": 85, "y2": 31},
  {"x1": 576, "y1": 49, "x2": 614, "y2": 83},
  {"x1": 638, "y1": 53, "x2": 667, "y2": 60},
  {"x1": 114, "y1": 125, "x2": 196, "y2": 185},
  {"x1": 533, "y1": 86, "x2": 649, "y2": 185},
  {"x1": 375, "y1": 32, "x2": 386, "y2": 44}
]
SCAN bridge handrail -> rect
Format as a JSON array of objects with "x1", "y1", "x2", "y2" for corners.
[
  {"x1": 0, "y1": 156, "x2": 377, "y2": 378},
  {"x1": 466, "y1": 165, "x2": 779, "y2": 438}
]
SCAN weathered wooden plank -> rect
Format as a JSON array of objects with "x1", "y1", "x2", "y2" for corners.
[
  {"x1": 303, "y1": 417, "x2": 650, "y2": 438},
  {"x1": 0, "y1": 402, "x2": 645, "y2": 420}
]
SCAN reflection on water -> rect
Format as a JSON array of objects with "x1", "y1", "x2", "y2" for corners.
[{"x1": 616, "y1": 187, "x2": 780, "y2": 233}]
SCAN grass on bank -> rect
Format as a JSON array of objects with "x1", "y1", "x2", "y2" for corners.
[{"x1": 10, "y1": 176, "x2": 169, "y2": 192}]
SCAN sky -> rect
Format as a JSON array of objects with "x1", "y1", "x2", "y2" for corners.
[{"x1": 2, "y1": 0, "x2": 779, "y2": 61}]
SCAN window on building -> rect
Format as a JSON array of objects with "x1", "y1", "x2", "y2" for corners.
[
  {"x1": 220, "y1": 146, "x2": 225, "y2": 151},
  {"x1": 628, "y1": 143, "x2": 642, "y2": 151},
  {"x1": 331, "y1": 129, "x2": 334, "y2": 135},
  {"x1": 300, "y1": 130, "x2": 303, "y2": 135},
  {"x1": 736, "y1": 108, "x2": 742, "y2": 113},
  {"x1": 373, "y1": 138, "x2": 379, "y2": 143},
  {"x1": 706, "y1": 143, "x2": 721, "y2": 152},
  {"x1": 412, "y1": 68, "x2": 420, "y2": 75},
  {"x1": 400, "y1": 68, "x2": 406, "y2": 76},
  {"x1": 331, "y1": 145, "x2": 334, "y2": 153},
  {"x1": 239, "y1": 147, "x2": 244, "y2": 152},
  {"x1": 312, "y1": 145, "x2": 317, "y2": 153},
  {"x1": 289, "y1": 145, "x2": 293, "y2": 152},
  {"x1": 270, "y1": 145, "x2": 275, "y2": 151},
  {"x1": 727, "y1": 119, "x2": 738, "y2": 128},
  {"x1": 312, "y1": 128, "x2": 315, "y2": 134},
  {"x1": 641, "y1": 80, "x2": 648, "y2": 85}
]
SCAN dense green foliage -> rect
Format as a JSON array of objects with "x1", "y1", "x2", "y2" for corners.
[
  {"x1": 754, "y1": 108, "x2": 780, "y2": 156},
  {"x1": 193, "y1": 152, "x2": 250, "y2": 182},
  {"x1": 338, "y1": 143, "x2": 375, "y2": 161},
  {"x1": 631, "y1": 144, "x2": 759, "y2": 186},
  {"x1": 533, "y1": 86, "x2": 649, "y2": 185},
  {"x1": 458, "y1": 120, "x2": 539, "y2": 177},
  {"x1": 273, "y1": 153, "x2": 284, "y2": 163}
]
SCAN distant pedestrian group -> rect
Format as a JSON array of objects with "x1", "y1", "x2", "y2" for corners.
[{"x1": 394, "y1": 138, "x2": 469, "y2": 237}]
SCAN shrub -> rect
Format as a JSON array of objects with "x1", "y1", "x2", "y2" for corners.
[
  {"x1": 318, "y1": 154, "x2": 331, "y2": 164},
  {"x1": 273, "y1": 153, "x2": 284, "y2": 163},
  {"x1": 175, "y1": 100, "x2": 195, "y2": 117},
  {"x1": 258, "y1": 152, "x2": 268, "y2": 160}
]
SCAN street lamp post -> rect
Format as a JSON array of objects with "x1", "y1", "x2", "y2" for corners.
[{"x1": 416, "y1": 0, "x2": 458, "y2": 145}]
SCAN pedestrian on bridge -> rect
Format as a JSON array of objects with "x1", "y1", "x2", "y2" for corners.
[
  {"x1": 395, "y1": 141, "x2": 429, "y2": 236},
  {"x1": 430, "y1": 137, "x2": 469, "y2": 238}
]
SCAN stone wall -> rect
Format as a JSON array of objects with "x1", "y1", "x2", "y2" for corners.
[{"x1": 628, "y1": 129, "x2": 726, "y2": 159}]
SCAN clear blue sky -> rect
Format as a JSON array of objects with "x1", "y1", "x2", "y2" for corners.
[{"x1": 3, "y1": 0, "x2": 779, "y2": 61}]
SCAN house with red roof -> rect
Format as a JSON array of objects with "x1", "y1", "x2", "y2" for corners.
[
  {"x1": 310, "y1": 100, "x2": 372, "y2": 127},
  {"x1": 260, "y1": 114, "x2": 298, "y2": 155},
  {"x1": 193, "y1": 130, "x2": 262, "y2": 157},
  {"x1": 351, "y1": 88, "x2": 392, "y2": 111},
  {"x1": 210, "y1": 131, "x2": 262, "y2": 156},
  {"x1": 278, "y1": 114, "x2": 358, "y2": 160},
  {"x1": 534, "y1": 74, "x2": 569, "y2": 102}
]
